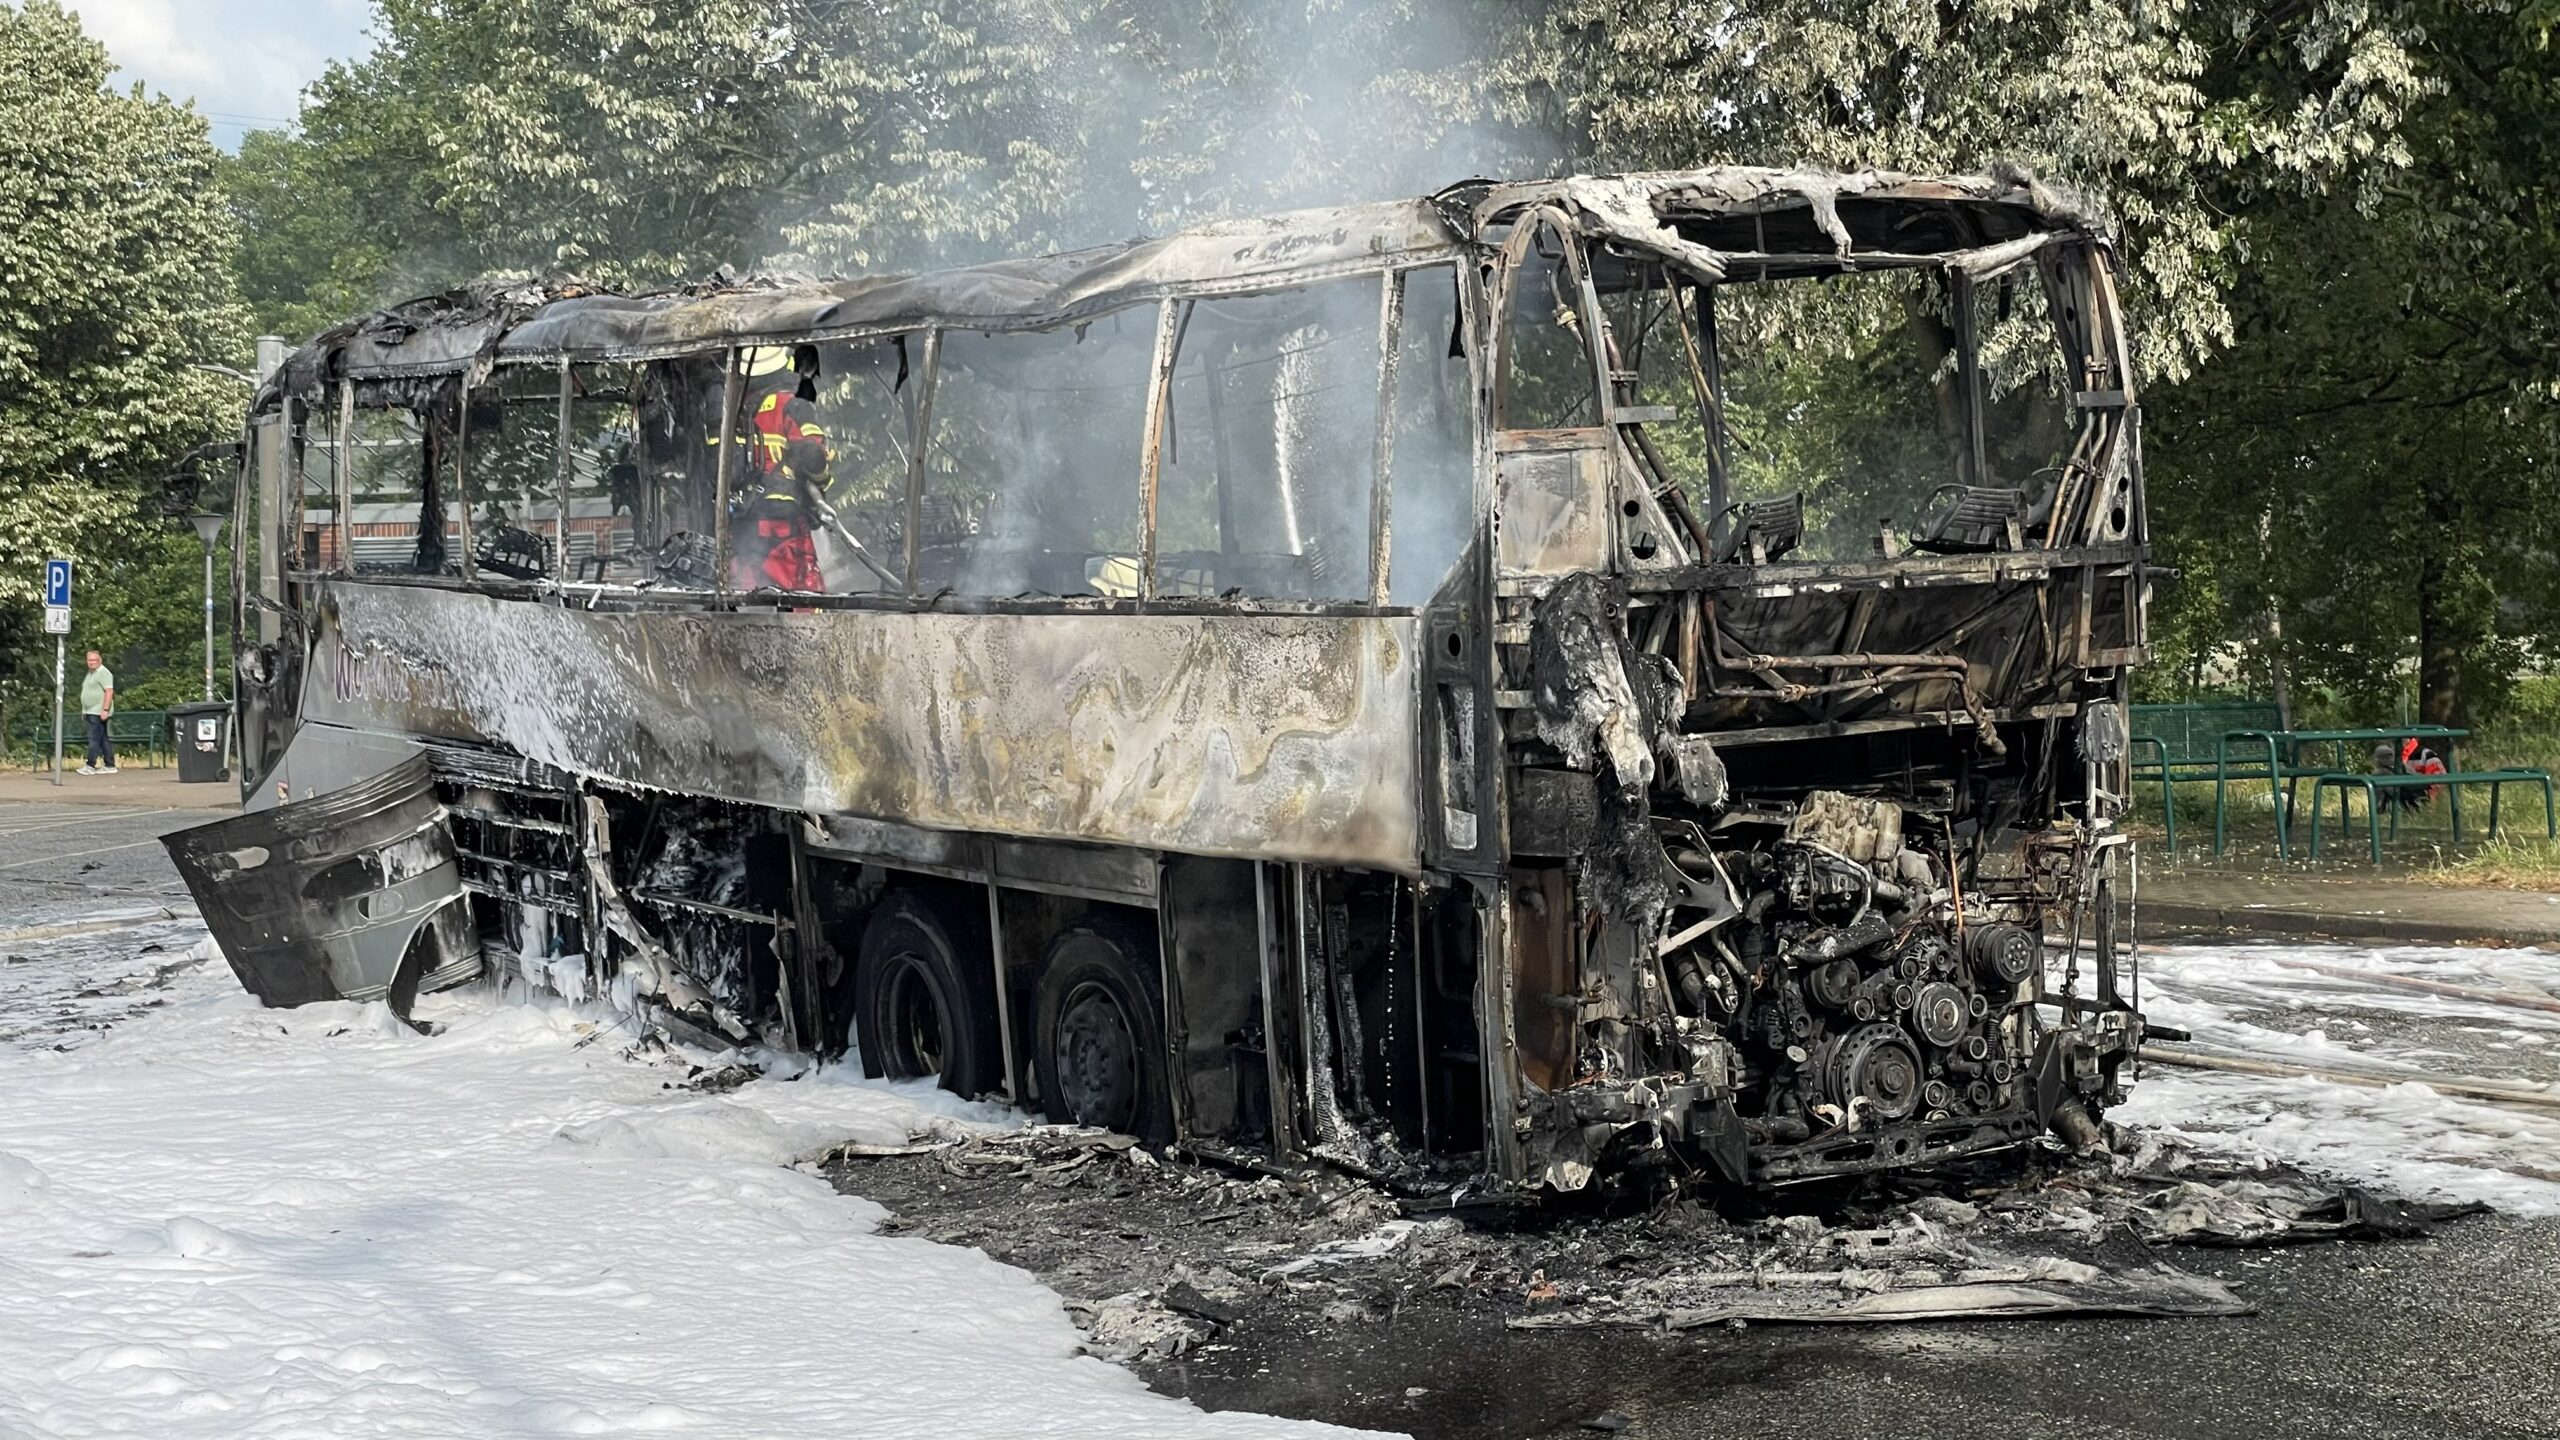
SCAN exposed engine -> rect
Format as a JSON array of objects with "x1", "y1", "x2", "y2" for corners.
[
  {"x1": 1644, "y1": 786, "x2": 2132, "y2": 1184},
  {"x1": 1499, "y1": 563, "x2": 2145, "y2": 1194}
]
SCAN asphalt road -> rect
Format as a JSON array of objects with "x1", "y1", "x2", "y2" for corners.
[
  {"x1": 1146, "y1": 1216, "x2": 2560, "y2": 1439},
  {"x1": 0, "y1": 802, "x2": 224, "y2": 1051},
  {"x1": 7, "y1": 796, "x2": 2558, "y2": 1440},
  {"x1": 0, "y1": 800, "x2": 208, "y2": 909}
]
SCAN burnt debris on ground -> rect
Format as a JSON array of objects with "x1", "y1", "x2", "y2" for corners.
[{"x1": 819, "y1": 1123, "x2": 2484, "y2": 1369}]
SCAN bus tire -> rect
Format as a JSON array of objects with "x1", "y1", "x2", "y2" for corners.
[
  {"x1": 854, "y1": 890, "x2": 1001, "y2": 1098},
  {"x1": 1032, "y1": 915, "x2": 1172, "y2": 1144}
]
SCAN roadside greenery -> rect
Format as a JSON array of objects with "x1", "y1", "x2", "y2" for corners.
[
  {"x1": 0, "y1": 2, "x2": 249, "y2": 719},
  {"x1": 2144, "y1": 1, "x2": 2560, "y2": 727},
  {"x1": 9, "y1": 0, "x2": 2557, "y2": 742},
  {"x1": 2414, "y1": 836, "x2": 2560, "y2": 890}
]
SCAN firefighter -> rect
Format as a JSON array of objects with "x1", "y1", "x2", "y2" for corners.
[{"x1": 728, "y1": 344, "x2": 830, "y2": 592}]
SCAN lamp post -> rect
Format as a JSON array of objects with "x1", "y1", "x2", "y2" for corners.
[{"x1": 188, "y1": 513, "x2": 224, "y2": 701}]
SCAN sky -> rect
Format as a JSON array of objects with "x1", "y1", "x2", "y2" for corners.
[{"x1": 71, "y1": 0, "x2": 376, "y2": 146}]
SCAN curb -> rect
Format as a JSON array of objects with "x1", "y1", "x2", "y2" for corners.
[
  {"x1": 2128, "y1": 900, "x2": 2560, "y2": 950},
  {"x1": 0, "y1": 784, "x2": 238, "y2": 812}
]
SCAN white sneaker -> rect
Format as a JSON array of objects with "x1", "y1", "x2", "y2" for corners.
[
  {"x1": 75, "y1": 765, "x2": 95, "y2": 776},
  {"x1": 100, "y1": 766, "x2": 119, "y2": 775}
]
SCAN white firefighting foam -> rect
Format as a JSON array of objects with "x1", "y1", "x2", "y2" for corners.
[{"x1": 0, "y1": 941, "x2": 1382, "y2": 1440}]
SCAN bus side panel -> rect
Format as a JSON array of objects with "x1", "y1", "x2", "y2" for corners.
[{"x1": 300, "y1": 582, "x2": 1424, "y2": 873}]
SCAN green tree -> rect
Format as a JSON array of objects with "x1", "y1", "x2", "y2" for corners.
[
  {"x1": 0, "y1": 2, "x2": 250, "y2": 705},
  {"x1": 222, "y1": 128, "x2": 393, "y2": 343},
  {"x1": 257, "y1": 1, "x2": 1551, "y2": 286},
  {"x1": 2146, "y1": 1, "x2": 2560, "y2": 725},
  {"x1": 223, "y1": 0, "x2": 2552, "y2": 724},
  {"x1": 290, "y1": 0, "x2": 889, "y2": 286},
  {"x1": 1516, "y1": 0, "x2": 2437, "y2": 383},
  {"x1": 69, "y1": 527, "x2": 232, "y2": 710}
]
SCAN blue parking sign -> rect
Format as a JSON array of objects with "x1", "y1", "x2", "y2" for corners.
[{"x1": 43, "y1": 558, "x2": 70, "y2": 608}]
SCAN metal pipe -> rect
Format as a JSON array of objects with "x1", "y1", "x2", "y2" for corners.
[
  {"x1": 1673, "y1": 284, "x2": 1732, "y2": 553},
  {"x1": 629, "y1": 890, "x2": 790, "y2": 928},
  {"x1": 1369, "y1": 270, "x2": 1404, "y2": 609},
  {"x1": 1728, "y1": 648, "x2": 1971, "y2": 671},
  {"x1": 230, "y1": 423, "x2": 251, "y2": 686},
  {"x1": 1625, "y1": 424, "x2": 1715, "y2": 558},
  {"x1": 48, "y1": 637, "x2": 62, "y2": 786},
  {"x1": 453, "y1": 380, "x2": 478, "y2": 585},
  {"x1": 1405, "y1": 881, "x2": 1430, "y2": 1149},
  {"x1": 333, "y1": 381, "x2": 355, "y2": 573},
  {"x1": 253, "y1": 337, "x2": 286, "y2": 629},
  {"x1": 984, "y1": 864, "x2": 1019, "y2": 1103},
  {"x1": 1254, "y1": 860, "x2": 1304, "y2": 1160},
  {"x1": 231, "y1": 340, "x2": 279, "y2": 771},
  {"x1": 902, "y1": 332, "x2": 940, "y2": 594},
  {"x1": 712, "y1": 347, "x2": 743, "y2": 598},
  {"x1": 554, "y1": 357, "x2": 575, "y2": 582},
  {"x1": 1953, "y1": 270, "x2": 1988, "y2": 490},
  {"x1": 1138, "y1": 298, "x2": 1183, "y2": 603},
  {"x1": 1207, "y1": 344, "x2": 1238, "y2": 565},
  {"x1": 1474, "y1": 877, "x2": 1523, "y2": 1183},
  {"x1": 201, "y1": 537, "x2": 216, "y2": 700}
]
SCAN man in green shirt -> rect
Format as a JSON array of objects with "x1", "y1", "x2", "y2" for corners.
[{"x1": 78, "y1": 649, "x2": 116, "y2": 775}]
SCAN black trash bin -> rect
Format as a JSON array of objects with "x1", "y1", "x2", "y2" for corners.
[{"x1": 167, "y1": 701, "x2": 231, "y2": 784}]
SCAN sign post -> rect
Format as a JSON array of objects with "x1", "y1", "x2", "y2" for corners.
[{"x1": 43, "y1": 559, "x2": 70, "y2": 786}]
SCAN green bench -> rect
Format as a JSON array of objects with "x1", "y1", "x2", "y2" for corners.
[
  {"x1": 2217, "y1": 725, "x2": 2473, "y2": 860},
  {"x1": 2128, "y1": 702, "x2": 2281, "y2": 855},
  {"x1": 6, "y1": 709, "x2": 168, "y2": 769},
  {"x1": 2307, "y1": 768, "x2": 2559, "y2": 862}
]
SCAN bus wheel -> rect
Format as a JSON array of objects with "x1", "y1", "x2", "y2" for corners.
[
  {"x1": 854, "y1": 891, "x2": 1000, "y2": 1097},
  {"x1": 1033, "y1": 916, "x2": 1172, "y2": 1143}
]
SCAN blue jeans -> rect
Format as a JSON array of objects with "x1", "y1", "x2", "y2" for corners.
[{"x1": 84, "y1": 714, "x2": 113, "y2": 767}]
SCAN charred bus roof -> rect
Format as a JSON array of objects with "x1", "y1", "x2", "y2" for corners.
[{"x1": 259, "y1": 165, "x2": 2098, "y2": 408}]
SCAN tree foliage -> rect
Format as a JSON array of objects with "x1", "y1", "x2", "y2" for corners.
[
  {"x1": 0, "y1": 1, "x2": 249, "y2": 700},
  {"x1": 1520, "y1": 1, "x2": 2439, "y2": 383},
  {"x1": 222, "y1": 128, "x2": 392, "y2": 343},
  {"x1": 2144, "y1": 1, "x2": 2560, "y2": 723},
  {"x1": 238, "y1": 1, "x2": 1550, "y2": 291},
  {"x1": 195, "y1": 0, "x2": 2560, "y2": 721}
]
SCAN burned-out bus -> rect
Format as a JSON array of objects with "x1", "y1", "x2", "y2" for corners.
[{"x1": 175, "y1": 166, "x2": 2151, "y2": 1193}]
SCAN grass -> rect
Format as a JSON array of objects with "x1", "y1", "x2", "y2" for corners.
[
  {"x1": 2397, "y1": 705, "x2": 2560, "y2": 887},
  {"x1": 2407, "y1": 835, "x2": 2560, "y2": 890}
]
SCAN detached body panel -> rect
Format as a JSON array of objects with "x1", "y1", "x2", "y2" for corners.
[{"x1": 163, "y1": 755, "x2": 482, "y2": 1009}]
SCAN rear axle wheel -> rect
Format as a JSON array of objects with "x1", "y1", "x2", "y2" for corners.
[
  {"x1": 853, "y1": 891, "x2": 1000, "y2": 1097},
  {"x1": 1032, "y1": 915, "x2": 1171, "y2": 1142}
]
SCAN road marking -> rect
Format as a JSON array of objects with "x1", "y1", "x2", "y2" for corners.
[
  {"x1": 0, "y1": 837, "x2": 173, "y2": 871},
  {"x1": 0, "y1": 909, "x2": 184, "y2": 945},
  {"x1": 0, "y1": 806, "x2": 114, "y2": 824},
  {"x1": 0, "y1": 807, "x2": 175, "y2": 837}
]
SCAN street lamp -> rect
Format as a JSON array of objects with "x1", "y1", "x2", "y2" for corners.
[{"x1": 188, "y1": 512, "x2": 224, "y2": 702}]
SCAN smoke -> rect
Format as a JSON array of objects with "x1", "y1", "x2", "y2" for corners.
[
  {"x1": 322, "y1": 3, "x2": 1549, "y2": 605},
  {"x1": 1061, "y1": 0, "x2": 1560, "y2": 242},
  {"x1": 774, "y1": 0, "x2": 1571, "y2": 274},
  {"x1": 754, "y1": 3, "x2": 1549, "y2": 605}
]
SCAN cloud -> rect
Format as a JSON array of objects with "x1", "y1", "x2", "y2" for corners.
[{"x1": 70, "y1": 0, "x2": 375, "y2": 144}]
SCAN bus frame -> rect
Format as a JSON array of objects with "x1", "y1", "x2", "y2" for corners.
[{"x1": 200, "y1": 166, "x2": 2153, "y2": 1195}]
